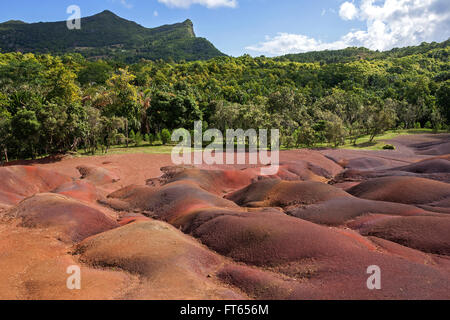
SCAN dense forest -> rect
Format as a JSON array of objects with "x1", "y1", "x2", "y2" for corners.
[{"x1": 0, "y1": 40, "x2": 449, "y2": 162}]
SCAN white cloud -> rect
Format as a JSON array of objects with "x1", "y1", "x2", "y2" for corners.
[
  {"x1": 339, "y1": 2, "x2": 358, "y2": 20},
  {"x1": 120, "y1": 0, "x2": 133, "y2": 9},
  {"x1": 154, "y1": 10, "x2": 159, "y2": 16},
  {"x1": 246, "y1": 33, "x2": 348, "y2": 56},
  {"x1": 157, "y1": 0, "x2": 237, "y2": 9},
  {"x1": 246, "y1": 0, "x2": 450, "y2": 55}
]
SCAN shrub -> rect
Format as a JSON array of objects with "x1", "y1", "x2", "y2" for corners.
[
  {"x1": 148, "y1": 133, "x2": 154, "y2": 144},
  {"x1": 135, "y1": 132, "x2": 143, "y2": 146},
  {"x1": 129, "y1": 130, "x2": 135, "y2": 141},
  {"x1": 155, "y1": 132, "x2": 162, "y2": 145},
  {"x1": 383, "y1": 144, "x2": 395, "y2": 150},
  {"x1": 161, "y1": 129, "x2": 171, "y2": 145}
]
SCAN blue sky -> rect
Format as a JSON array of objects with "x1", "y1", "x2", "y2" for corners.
[{"x1": 0, "y1": 0, "x2": 449, "y2": 57}]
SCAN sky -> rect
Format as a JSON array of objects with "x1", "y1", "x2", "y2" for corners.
[{"x1": 0, "y1": 0, "x2": 449, "y2": 57}]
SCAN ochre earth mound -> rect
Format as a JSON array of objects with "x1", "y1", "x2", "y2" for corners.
[
  {"x1": 7, "y1": 193, "x2": 119, "y2": 242},
  {"x1": 347, "y1": 176, "x2": 450, "y2": 205},
  {"x1": 77, "y1": 165, "x2": 120, "y2": 186},
  {"x1": 76, "y1": 220, "x2": 244, "y2": 299},
  {"x1": 105, "y1": 182, "x2": 239, "y2": 223},
  {"x1": 225, "y1": 179, "x2": 350, "y2": 208},
  {"x1": 0, "y1": 225, "x2": 139, "y2": 300}
]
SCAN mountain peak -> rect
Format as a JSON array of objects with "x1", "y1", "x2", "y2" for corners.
[
  {"x1": 1, "y1": 19, "x2": 27, "y2": 25},
  {"x1": 182, "y1": 19, "x2": 195, "y2": 37},
  {"x1": 0, "y1": 11, "x2": 225, "y2": 62},
  {"x1": 98, "y1": 10, "x2": 117, "y2": 16},
  {"x1": 90, "y1": 10, "x2": 122, "y2": 20}
]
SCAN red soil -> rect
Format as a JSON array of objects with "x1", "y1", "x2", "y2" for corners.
[
  {"x1": 105, "y1": 181, "x2": 239, "y2": 223},
  {"x1": 151, "y1": 166, "x2": 257, "y2": 195},
  {"x1": 6, "y1": 193, "x2": 119, "y2": 243},
  {"x1": 0, "y1": 166, "x2": 72, "y2": 207},
  {"x1": 77, "y1": 165, "x2": 120, "y2": 186},
  {"x1": 53, "y1": 180, "x2": 98, "y2": 203}
]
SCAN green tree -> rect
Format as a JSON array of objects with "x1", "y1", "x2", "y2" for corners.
[
  {"x1": 11, "y1": 109, "x2": 41, "y2": 159},
  {"x1": 366, "y1": 101, "x2": 397, "y2": 142},
  {"x1": 0, "y1": 108, "x2": 11, "y2": 163},
  {"x1": 436, "y1": 81, "x2": 450, "y2": 123}
]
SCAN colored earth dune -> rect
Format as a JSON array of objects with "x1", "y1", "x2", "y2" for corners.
[{"x1": 0, "y1": 133, "x2": 449, "y2": 300}]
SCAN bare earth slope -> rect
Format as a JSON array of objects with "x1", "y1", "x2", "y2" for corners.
[{"x1": 0, "y1": 133, "x2": 449, "y2": 300}]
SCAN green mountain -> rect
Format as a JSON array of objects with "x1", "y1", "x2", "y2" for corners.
[
  {"x1": 276, "y1": 40, "x2": 450, "y2": 64},
  {"x1": 0, "y1": 10, "x2": 225, "y2": 62}
]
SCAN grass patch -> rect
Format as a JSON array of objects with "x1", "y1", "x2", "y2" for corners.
[
  {"x1": 77, "y1": 143, "x2": 176, "y2": 156},
  {"x1": 72, "y1": 128, "x2": 446, "y2": 157},
  {"x1": 337, "y1": 129, "x2": 443, "y2": 150}
]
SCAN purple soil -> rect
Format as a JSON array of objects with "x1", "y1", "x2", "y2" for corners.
[
  {"x1": 347, "y1": 176, "x2": 450, "y2": 205},
  {"x1": 189, "y1": 210, "x2": 368, "y2": 267},
  {"x1": 392, "y1": 158, "x2": 450, "y2": 174},
  {"x1": 186, "y1": 208, "x2": 450, "y2": 299},
  {"x1": 346, "y1": 157, "x2": 389, "y2": 170},
  {"x1": 418, "y1": 198, "x2": 450, "y2": 213},
  {"x1": 225, "y1": 179, "x2": 350, "y2": 208},
  {"x1": 413, "y1": 141, "x2": 450, "y2": 156},
  {"x1": 217, "y1": 264, "x2": 319, "y2": 300},
  {"x1": 287, "y1": 197, "x2": 436, "y2": 226},
  {"x1": 358, "y1": 216, "x2": 450, "y2": 255}
]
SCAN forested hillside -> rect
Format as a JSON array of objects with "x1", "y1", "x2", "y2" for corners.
[
  {"x1": 0, "y1": 40, "x2": 448, "y2": 161},
  {"x1": 0, "y1": 10, "x2": 225, "y2": 63},
  {"x1": 276, "y1": 40, "x2": 450, "y2": 64}
]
